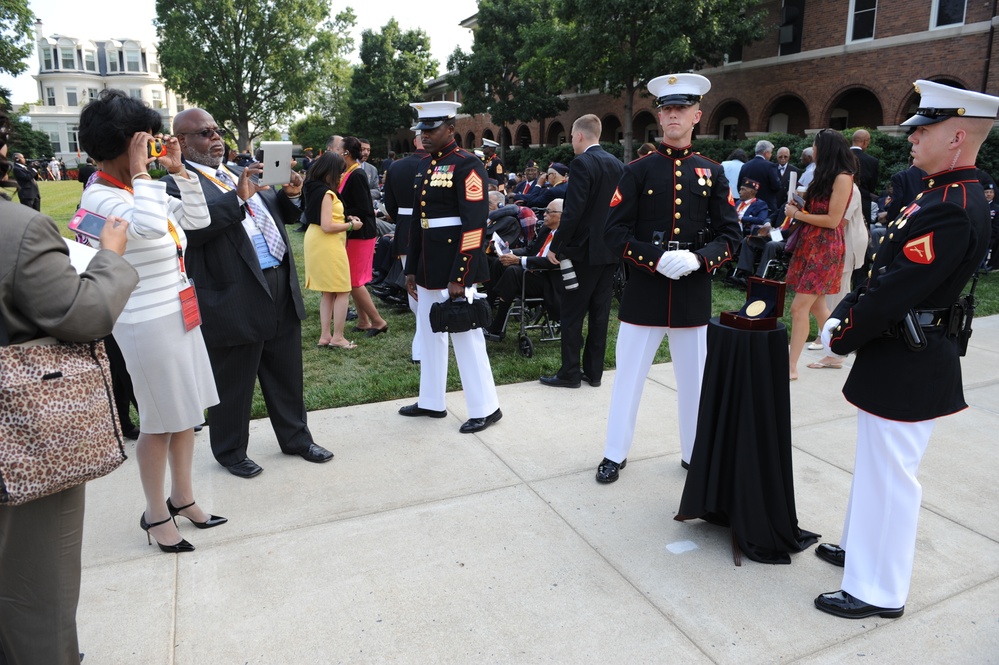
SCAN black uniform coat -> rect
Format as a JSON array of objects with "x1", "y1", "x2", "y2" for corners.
[
  {"x1": 406, "y1": 140, "x2": 490, "y2": 289},
  {"x1": 11, "y1": 162, "x2": 40, "y2": 209},
  {"x1": 485, "y1": 154, "x2": 504, "y2": 190},
  {"x1": 162, "y1": 164, "x2": 306, "y2": 348},
  {"x1": 383, "y1": 149, "x2": 427, "y2": 256},
  {"x1": 605, "y1": 144, "x2": 742, "y2": 327},
  {"x1": 884, "y1": 166, "x2": 926, "y2": 221},
  {"x1": 829, "y1": 166, "x2": 989, "y2": 421},
  {"x1": 549, "y1": 145, "x2": 624, "y2": 266}
]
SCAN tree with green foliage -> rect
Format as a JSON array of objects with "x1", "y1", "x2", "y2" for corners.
[
  {"x1": 346, "y1": 19, "x2": 437, "y2": 154},
  {"x1": 0, "y1": 0, "x2": 35, "y2": 108},
  {"x1": 290, "y1": 114, "x2": 337, "y2": 154},
  {"x1": 447, "y1": 0, "x2": 567, "y2": 154},
  {"x1": 554, "y1": 0, "x2": 768, "y2": 160},
  {"x1": 154, "y1": 0, "x2": 355, "y2": 150},
  {"x1": 5, "y1": 113, "x2": 52, "y2": 158}
]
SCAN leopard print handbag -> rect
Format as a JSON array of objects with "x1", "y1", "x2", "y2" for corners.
[{"x1": 0, "y1": 338, "x2": 127, "y2": 505}]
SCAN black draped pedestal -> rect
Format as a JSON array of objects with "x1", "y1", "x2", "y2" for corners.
[{"x1": 676, "y1": 317, "x2": 818, "y2": 564}]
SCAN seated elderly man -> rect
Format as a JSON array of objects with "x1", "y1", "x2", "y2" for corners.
[
  {"x1": 515, "y1": 162, "x2": 569, "y2": 209},
  {"x1": 484, "y1": 199, "x2": 564, "y2": 342},
  {"x1": 734, "y1": 178, "x2": 771, "y2": 236}
]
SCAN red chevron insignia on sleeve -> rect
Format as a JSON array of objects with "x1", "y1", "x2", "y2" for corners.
[
  {"x1": 610, "y1": 188, "x2": 622, "y2": 207},
  {"x1": 903, "y1": 232, "x2": 934, "y2": 265}
]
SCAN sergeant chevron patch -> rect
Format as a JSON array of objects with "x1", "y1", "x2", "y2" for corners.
[{"x1": 465, "y1": 171, "x2": 484, "y2": 201}]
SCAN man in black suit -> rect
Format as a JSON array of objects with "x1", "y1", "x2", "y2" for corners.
[
  {"x1": 512, "y1": 160, "x2": 541, "y2": 198},
  {"x1": 541, "y1": 114, "x2": 624, "y2": 388},
  {"x1": 10, "y1": 153, "x2": 40, "y2": 210},
  {"x1": 850, "y1": 129, "x2": 880, "y2": 226},
  {"x1": 774, "y1": 146, "x2": 800, "y2": 213},
  {"x1": 163, "y1": 108, "x2": 333, "y2": 478},
  {"x1": 739, "y1": 140, "x2": 782, "y2": 214}
]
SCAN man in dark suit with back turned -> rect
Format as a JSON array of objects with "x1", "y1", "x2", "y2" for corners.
[
  {"x1": 540, "y1": 114, "x2": 624, "y2": 388},
  {"x1": 739, "y1": 140, "x2": 782, "y2": 214},
  {"x1": 163, "y1": 108, "x2": 333, "y2": 478},
  {"x1": 850, "y1": 129, "x2": 880, "y2": 226}
]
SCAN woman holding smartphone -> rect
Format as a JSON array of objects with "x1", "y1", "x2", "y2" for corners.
[{"x1": 79, "y1": 89, "x2": 224, "y2": 553}]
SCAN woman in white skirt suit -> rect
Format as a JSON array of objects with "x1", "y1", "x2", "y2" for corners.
[{"x1": 79, "y1": 90, "x2": 225, "y2": 553}]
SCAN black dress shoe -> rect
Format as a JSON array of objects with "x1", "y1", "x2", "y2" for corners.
[
  {"x1": 224, "y1": 458, "x2": 263, "y2": 478},
  {"x1": 122, "y1": 426, "x2": 140, "y2": 440},
  {"x1": 596, "y1": 457, "x2": 626, "y2": 483},
  {"x1": 815, "y1": 543, "x2": 846, "y2": 567},
  {"x1": 680, "y1": 459, "x2": 690, "y2": 470},
  {"x1": 459, "y1": 408, "x2": 502, "y2": 433},
  {"x1": 399, "y1": 403, "x2": 447, "y2": 418},
  {"x1": 814, "y1": 590, "x2": 903, "y2": 619},
  {"x1": 540, "y1": 374, "x2": 581, "y2": 389},
  {"x1": 580, "y1": 374, "x2": 601, "y2": 387},
  {"x1": 346, "y1": 308, "x2": 358, "y2": 321},
  {"x1": 286, "y1": 443, "x2": 334, "y2": 463}
]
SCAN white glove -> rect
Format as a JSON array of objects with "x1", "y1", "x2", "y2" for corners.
[
  {"x1": 656, "y1": 250, "x2": 701, "y2": 280},
  {"x1": 820, "y1": 317, "x2": 841, "y2": 351}
]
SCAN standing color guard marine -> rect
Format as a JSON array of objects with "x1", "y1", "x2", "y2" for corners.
[
  {"x1": 814, "y1": 80, "x2": 998, "y2": 620},
  {"x1": 596, "y1": 73, "x2": 742, "y2": 482}
]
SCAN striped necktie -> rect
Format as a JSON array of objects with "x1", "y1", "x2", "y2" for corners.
[{"x1": 216, "y1": 169, "x2": 286, "y2": 260}]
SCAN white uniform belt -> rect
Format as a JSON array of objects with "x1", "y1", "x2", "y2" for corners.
[
  {"x1": 421, "y1": 216, "x2": 462, "y2": 229},
  {"x1": 397, "y1": 207, "x2": 413, "y2": 215}
]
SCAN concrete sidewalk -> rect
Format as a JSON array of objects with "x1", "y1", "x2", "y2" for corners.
[{"x1": 77, "y1": 316, "x2": 999, "y2": 663}]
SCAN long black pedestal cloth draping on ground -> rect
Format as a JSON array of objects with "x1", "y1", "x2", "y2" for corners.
[{"x1": 676, "y1": 318, "x2": 819, "y2": 564}]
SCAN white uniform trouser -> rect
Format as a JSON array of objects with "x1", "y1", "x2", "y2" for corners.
[
  {"x1": 840, "y1": 410, "x2": 934, "y2": 609},
  {"x1": 603, "y1": 322, "x2": 707, "y2": 465},
  {"x1": 401, "y1": 255, "x2": 420, "y2": 361},
  {"x1": 415, "y1": 285, "x2": 499, "y2": 417}
]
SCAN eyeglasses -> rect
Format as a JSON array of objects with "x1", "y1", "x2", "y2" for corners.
[{"x1": 179, "y1": 127, "x2": 225, "y2": 139}]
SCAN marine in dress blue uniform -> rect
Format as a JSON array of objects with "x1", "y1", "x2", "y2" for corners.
[
  {"x1": 480, "y1": 139, "x2": 505, "y2": 193},
  {"x1": 383, "y1": 127, "x2": 428, "y2": 362},
  {"x1": 400, "y1": 101, "x2": 501, "y2": 434},
  {"x1": 813, "y1": 80, "x2": 998, "y2": 620},
  {"x1": 596, "y1": 73, "x2": 741, "y2": 482}
]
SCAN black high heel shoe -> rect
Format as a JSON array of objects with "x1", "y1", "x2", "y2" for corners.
[
  {"x1": 139, "y1": 513, "x2": 195, "y2": 553},
  {"x1": 167, "y1": 497, "x2": 228, "y2": 529}
]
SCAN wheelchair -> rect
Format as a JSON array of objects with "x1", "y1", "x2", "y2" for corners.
[
  {"x1": 496, "y1": 267, "x2": 561, "y2": 358},
  {"x1": 761, "y1": 247, "x2": 792, "y2": 281}
]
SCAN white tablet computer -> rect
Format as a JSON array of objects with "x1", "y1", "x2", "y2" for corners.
[{"x1": 258, "y1": 141, "x2": 293, "y2": 186}]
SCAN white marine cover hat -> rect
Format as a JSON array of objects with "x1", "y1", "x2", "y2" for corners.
[
  {"x1": 410, "y1": 101, "x2": 461, "y2": 130},
  {"x1": 901, "y1": 80, "x2": 999, "y2": 126},
  {"x1": 648, "y1": 73, "x2": 711, "y2": 108}
]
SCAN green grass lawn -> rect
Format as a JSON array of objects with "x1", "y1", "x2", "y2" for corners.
[{"x1": 35, "y1": 179, "x2": 999, "y2": 418}]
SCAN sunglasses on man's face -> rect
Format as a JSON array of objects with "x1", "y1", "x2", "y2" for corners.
[{"x1": 180, "y1": 127, "x2": 225, "y2": 139}]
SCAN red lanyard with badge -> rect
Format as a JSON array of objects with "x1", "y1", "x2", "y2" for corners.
[{"x1": 96, "y1": 170, "x2": 202, "y2": 331}]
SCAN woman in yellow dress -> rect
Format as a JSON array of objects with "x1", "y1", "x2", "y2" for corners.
[{"x1": 303, "y1": 152, "x2": 363, "y2": 349}]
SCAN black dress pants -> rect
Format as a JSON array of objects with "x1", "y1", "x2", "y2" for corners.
[{"x1": 557, "y1": 261, "x2": 615, "y2": 382}]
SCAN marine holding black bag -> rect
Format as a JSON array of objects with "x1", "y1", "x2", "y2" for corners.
[{"x1": 0, "y1": 107, "x2": 139, "y2": 665}]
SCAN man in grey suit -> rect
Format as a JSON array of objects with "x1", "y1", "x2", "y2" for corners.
[
  {"x1": 163, "y1": 108, "x2": 333, "y2": 478},
  {"x1": 540, "y1": 114, "x2": 624, "y2": 388}
]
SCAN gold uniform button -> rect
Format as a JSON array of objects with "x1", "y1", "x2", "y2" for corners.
[
  {"x1": 447, "y1": 239, "x2": 452, "y2": 243},
  {"x1": 916, "y1": 193, "x2": 923, "y2": 200},
  {"x1": 675, "y1": 198, "x2": 682, "y2": 205},
  {"x1": 648, "y1": 189, "x2": 654, "y2": 195},
  {"x1": 463, "y1": 256, "x2": 468, "y2": 261},
  {"x1": 649, "y1": 261, "x2": 654, "y2": 267},
  {"x1": 844, "y1": 318, "x2": 849, "y2": 324},
  {"x1": 675, "y1": 170, "x2": 682, "y2": 177},
  {"x1": 724, "y1": 250, "x2": 729, "y2": 256},
  {"x1": 674, "y1": 227, "x2": 680, "y2": 234},
  {"x1": 421, "y1": 201, "x2": 426, "y2": 206},
  {"x1": 951, "y1": 183, "x2": 959, "y2": 188},
  {"x1": 879, "y1": 237, "x2": 884, "y2": 244},
  {"x1": 675, "y1": 160, "x2": 682, "y2": 166},
  {"x1": 638, "y1": 255, "x2": 643, "y2": 260},
  {"x1": 676, "y1": 184, "x2": 682, "y2": 190},
  {"x1": 927, "y1": 179, "x2": 934, "y2": 188},
  {"x1": 674, "y1": 212, "x2": 681, "y2": 219},
  {"x1": 666, "y1": 148, "x2": 673, "y2": 155},
  {"x1": 627, "y1": 250, "x2": 633, "y2": 256},
  {"x1": 431, "y1": 161, "x2": 437, "y2": 166},
  {"x1": 872, "y1": 253, "x2": 877, "y2": 259},
  {"x1": 717, "y1": 256, "x2": 721, "y2": 261},
  {"x1": 459, "y1": 267, "x2": 464, "y2": 271},
  {"x1": 426, "y1": 169, "x2": 432, "y2": 174}
]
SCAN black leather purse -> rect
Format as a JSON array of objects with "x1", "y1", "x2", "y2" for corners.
[{"x1": 429, "y1": 298, "x2": 492, "y2": 333}]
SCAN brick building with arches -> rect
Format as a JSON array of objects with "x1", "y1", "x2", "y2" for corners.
[{"x1": 398, "y1": 0, "x2": 997, "y2": 159}]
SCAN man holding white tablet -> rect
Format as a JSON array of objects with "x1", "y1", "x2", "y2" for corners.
[{"x1": 164, "y1": 108, "x2": 334, "y2": 478}]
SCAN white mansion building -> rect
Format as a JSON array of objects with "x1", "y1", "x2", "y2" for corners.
[{"x1": 25, "y1": 20, "x2": 185, "y2": 164}]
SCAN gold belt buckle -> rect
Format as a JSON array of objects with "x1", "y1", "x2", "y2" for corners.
[{"x1": 421, "y1": 218, "x2": 429, "y2": 229}]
